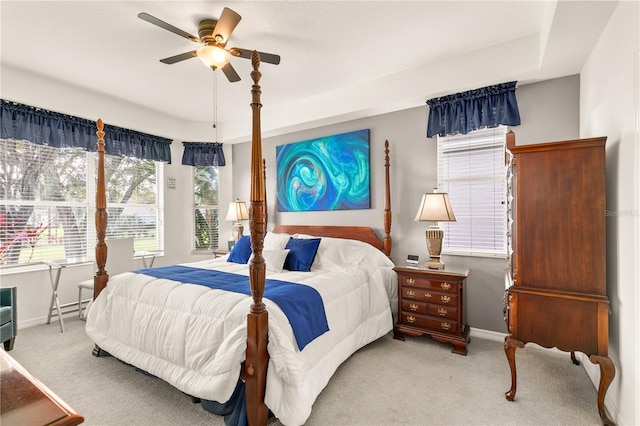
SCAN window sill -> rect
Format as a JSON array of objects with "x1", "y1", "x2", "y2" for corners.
[
  {"x1": 442, "y1": 250, "x2": 508, "y2": 259},
  {"x1": 0, "y1": 259, "x2": 92, "y2": 276}
]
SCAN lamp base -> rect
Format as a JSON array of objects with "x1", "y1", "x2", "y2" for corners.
[
  {"x1": 425, "y1": 257, "x2": 445, "y2": 270},
  {"x1": 232, "y1": 222, "x2": 244, "y2": 242},
  {"x1": 425, "y1": 227, "x2": 445, "y2": 270}
]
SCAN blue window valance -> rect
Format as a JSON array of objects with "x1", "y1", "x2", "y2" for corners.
[
  {"x1": 426, "y1": 81, "x2": 521, "y2": 138},
  {"x1": 0, "y1": 99, "x2": 172, "y2": 163},
  {"x1": 181, "y1": 142, "x2": 226, "y2": 166}
]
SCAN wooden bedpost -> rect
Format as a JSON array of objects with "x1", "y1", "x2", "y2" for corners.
[
  {"x1": 383, "y1": 140, "x2": 392, "y2": 257},
  {"x1": 92, "y1": 119, "x2": 109, "y2": 357},
  {"x1": 245, "y1": 51, "x2": 269, "y2": 426},
  {"x1": 263, "y1": 158, "x2": 268, "y2": 227},
  {"x1": 94, "y1": 119, "x2": 109, "y2": 296}
]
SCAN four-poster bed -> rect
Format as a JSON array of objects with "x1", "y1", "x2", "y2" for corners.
[{"x1": 87, "y1": 53, "x2": 394, "y2": 425}]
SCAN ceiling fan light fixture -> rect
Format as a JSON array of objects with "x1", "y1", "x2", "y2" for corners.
[{"x1": 197, "y1": 45, "x2": 230, "y2": 69}]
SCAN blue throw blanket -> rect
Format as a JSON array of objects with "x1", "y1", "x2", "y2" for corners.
[{"x1": 133, "y1": 266, "x2": 329, "y2": 350}]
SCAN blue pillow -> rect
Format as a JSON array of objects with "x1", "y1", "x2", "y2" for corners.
[
  {"x1": 227, "y1": 235, "x2": 252, "y2": 264},
  {"x1": 284, "y1": 238, "x2": 321, "y2": 272}
]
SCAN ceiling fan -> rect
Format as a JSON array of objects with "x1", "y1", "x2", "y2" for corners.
[{"x1": 138, "y1": 7, "x2": 281, "y2": 82}]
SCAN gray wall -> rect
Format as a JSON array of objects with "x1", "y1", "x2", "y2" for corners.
[{"x1": 231, "y1": 75, "x2": 580, "y2": 333}]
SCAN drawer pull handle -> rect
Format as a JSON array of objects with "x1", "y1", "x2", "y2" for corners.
[
  {"x1": 407, "y1": 315, "x2": 416, "y2": 324},
  {"x1": 406, "y1": 290, "x2": 415, "y2": 298},
  {"x1": 424, "y1": 293, "x2": 432, "y2": 299},
  {"x1": 438, "y1": 308, "x2": 448, "y2": 316},
  {"x1": 409, "y1": 303, "x2": 419, "y2": 311},
  {"x1": 441, "y1": 295, "x2": 451, "y2": 304},
  {"x1": 440, "y1": 282, "x2": 451, "y2": 290},
  {"x1": 441, "y1": 322, "x2": 451, "y2": 330},
  {"x1": 406, "y1": 278, "x2": 415, "y2": 286}
]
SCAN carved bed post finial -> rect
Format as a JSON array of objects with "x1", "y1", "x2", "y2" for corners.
[
  {"x1": 246, "y1": 50, "x2": 269, "y2": 426},
  {"x1": 383, "y1": 140, "x2": 392, "y2": 257}
]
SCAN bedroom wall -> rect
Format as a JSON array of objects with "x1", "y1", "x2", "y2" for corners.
[
  {"x1": 579, "y1": 1, "x2": 639, "y2": 424},
  {"x1": 0, "y1": 64, "x2": 579, "y2": 334},
  {"x1": 230, "y1": 75, "x2": 580, "y2": 334}
]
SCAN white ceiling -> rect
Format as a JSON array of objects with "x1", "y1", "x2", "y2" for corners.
[{"x1": 0, "y1": 1, "x2": 618, "y2": 143}]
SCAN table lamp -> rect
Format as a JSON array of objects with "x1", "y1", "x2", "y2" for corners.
[
  {"x1": 225, "y1": 199, "x2": 249, "y2": 242},
  {"x1": 415, "y1": 190, "x2": 457, "y2": 270}
]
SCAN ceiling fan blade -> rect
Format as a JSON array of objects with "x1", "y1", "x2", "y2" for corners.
[
  {"x1": 229, "y1": 47, "x2": 281, "y2": 65},
  {"x1": 160, "y1": 51, "x2": 197, "y2": 64},
  {"x1": 138, "y1": 12, "x2": 200, "y2": 43},
  {"x1": 221, "y1": 63, "x2": 241, "y2": 82},
  {"x1": 212, "y1": 8, "x2": 242, "y2": 46}
]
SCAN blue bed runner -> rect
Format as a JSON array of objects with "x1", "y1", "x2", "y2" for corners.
[{"x1": 133, "y1": 266, "x2": 329, "y2": 350}]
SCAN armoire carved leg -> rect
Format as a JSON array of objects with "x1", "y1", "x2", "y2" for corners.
[
  {"x1": 570, "y1": 351, "x2": 581, "y2": 365},
  {"x1": 504, "y1": 336, "x2": 524, "y2": 401},
  {"x1": 589, "y1": 355, "x2": 616, "y2": 426}
]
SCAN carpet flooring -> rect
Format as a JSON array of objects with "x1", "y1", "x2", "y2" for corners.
[{"x1": 7, "y1": 316, "x2": 603, "y2": 425}]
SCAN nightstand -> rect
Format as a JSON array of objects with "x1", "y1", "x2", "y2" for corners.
[{"x1": 393, "y1": 266, "x2": 470, "y2": 355}]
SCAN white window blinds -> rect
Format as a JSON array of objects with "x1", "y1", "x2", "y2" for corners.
[
  {"x1": 1, "y1": 139, "x2": 164, "y2": 266},
  {"x1": 437, "y1": 127, "x2": 507, "y2": 257},
  {"x1": 193, "y1": 165, "x2": 220, "y2": 250}
]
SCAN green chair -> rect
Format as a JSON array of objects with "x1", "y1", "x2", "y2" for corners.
[{"x1": 0, "y1": 286, "x2": 17, "y2": 351}]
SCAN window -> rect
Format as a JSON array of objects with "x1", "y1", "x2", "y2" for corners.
[
  {"x1": 193, "y1": 165, "x2": 220, "y2": 250},
  {"x1": 1, "y1": 139, "x2": 164, "y2": 266},
  {"x1": 437, "y1": 126, "x2": 507, "y2": 257},
  {"x1": 103, "y1": 154, "x2": 164, "y2": 253}
]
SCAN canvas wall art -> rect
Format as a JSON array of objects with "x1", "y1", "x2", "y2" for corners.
[{"x1": 276, "y1": 129, "x2": 370, "y2": 212}]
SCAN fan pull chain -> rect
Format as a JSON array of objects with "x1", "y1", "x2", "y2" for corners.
[{"x1": 212, "y1": 70, "x2": 218, "y2": 142}]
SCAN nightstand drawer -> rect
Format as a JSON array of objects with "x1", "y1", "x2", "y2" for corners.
[
  {"x1": 401, "y1": 288, "x2": 458, "y2": 306},
  {"x1": 400, "y1": 300, "x2": 458, "y2": 319},
  {"x1": 401, "y1": 300, "x2": 427, "y2": 314},
  {"x1": 399, "y1": 275, "x2": 458, "y2": 293},
  {"x1": 428, "y1": 304, "x2": 458, "y2": 319},
  {"x1": 400, "y1": 312, "x2": 459, "y2": 334}
]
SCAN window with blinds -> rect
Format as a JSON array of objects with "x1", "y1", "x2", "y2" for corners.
[
  {"x1": 1, "y1": 139, "x2": 164, "y2": 266},
  {"x1": 193, "y1": 165, "x2": 220, "y2": 250},
  {"x1": 437, "y1": 126, "x2": 508, "y2": 257}
]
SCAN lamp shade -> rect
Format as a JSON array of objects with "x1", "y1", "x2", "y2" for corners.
[
  {"x1": 197, "y1": 45, "x2": 231, "y2": 70},
  {"x1": 415, "y1": 192, "x2": 457, "y2": 222},
  {"x1": 225, "y1": 199, "x2": 249, "y2": 222}
]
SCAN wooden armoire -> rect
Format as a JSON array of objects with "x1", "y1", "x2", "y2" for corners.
[{"x1": 503, "y1": 133, "x2": 615, "y2": 426}]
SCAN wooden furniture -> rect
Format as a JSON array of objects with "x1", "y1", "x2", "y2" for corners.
[
  {"x1": 503, "y1": 133, "x2": 615, "y2": 426},
  {"x1": 1, "y1": 349, "x2": 83, "y2": 426},
  {"x1": 0, "y1": 287, "x2": 17, "y2": 351},
  {"x1": 393, "y1": 266, "x2": 470, "y2": 355},
  {"x1": 89, "y1": 53, "x2": 393, "y2": 426},
  {"x1": 212, "y1": 249, "x2": 228, "y2": 258}
]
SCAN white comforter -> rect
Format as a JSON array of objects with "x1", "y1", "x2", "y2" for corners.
[{"x1": 85, "y1": 237, "x2": 396, "y2": 425}]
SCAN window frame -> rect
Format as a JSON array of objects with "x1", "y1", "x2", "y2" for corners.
[{"x1": 436, "y1": 126, "x2": 508, "y2": 258}]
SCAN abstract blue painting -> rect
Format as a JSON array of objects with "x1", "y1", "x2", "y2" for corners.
[{"x1": 276, "y1": 129, "x2": 370, "y2": 212}]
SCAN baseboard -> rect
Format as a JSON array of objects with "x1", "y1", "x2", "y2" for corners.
[
  {"x1": 469, "y1": 327, "x2": 506, "y2": 342},
  {"x1": 17, "y1": 315, "x2": 52, "y2": 330}
]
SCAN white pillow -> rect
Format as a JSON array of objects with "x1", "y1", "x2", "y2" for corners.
[
  {"x1": 312, "y1": 237, "x2": 394, "y2": 273},
  {"x1": 264, "y1": 232, "x2": 291, "y2": 251},
  {"x1": 249, "y1": 249, "x2": 290, "y2": 273}
]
